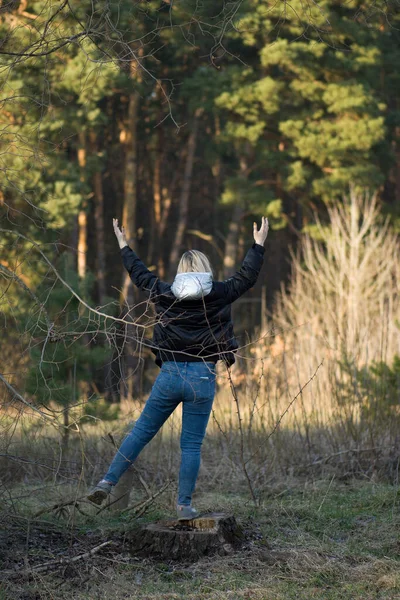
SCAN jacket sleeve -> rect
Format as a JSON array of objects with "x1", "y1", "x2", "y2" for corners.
[
  {"x1": 120, "y1": 245, "x2": 169, "y2": 299},
  {"x1": 222, "y1": 243, "x2": 265, "y2": 303}
]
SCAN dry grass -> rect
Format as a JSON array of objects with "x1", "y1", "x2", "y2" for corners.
[{"x1": 1, "y1": 480, "x2": 399, "y2": 600}]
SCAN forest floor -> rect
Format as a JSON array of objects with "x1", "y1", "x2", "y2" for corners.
[{"x1": 1, "y1": 479, "x2": 400, "y2": 600}]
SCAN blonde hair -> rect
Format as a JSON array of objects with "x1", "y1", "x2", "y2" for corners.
[{"x1": 177, "y1": 250, "x2": 213, "y2": 275}]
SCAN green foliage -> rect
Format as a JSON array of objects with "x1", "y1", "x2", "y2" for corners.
[
  {"x1": 52, "y1": 48, "x2": 119, "y2": 106},
  {"x1": 358, "y1": 356, "x2": 400, "y2": 422},
  {"x1": 1, "y1": 0, "x2": 400, "y2": 412},
  {"x1": 82, "y1": 398, "x2": 120, "y2": 423},
  {"x1": 214, "y1": 0, "x2": 399, "y2": 218},
  {"x1": 40, "y1": 181, "x2": 82, "y2": 229},
  {"x1": 2, "y1": 0, "x2": 399, "y2": 233},
  {"x1": 25, "y1": 254, "x2": 111, "y2": 410},
  {"x1": 220, "y1": 177, "x2": 285, "y2": 229},
  {"x1": 338, "y1": 355, "x2": 400, "y2": 425}
]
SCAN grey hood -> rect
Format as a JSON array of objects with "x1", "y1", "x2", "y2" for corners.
[{"x1": 171, "y1": 272, "x2": 213, "y2": 300}]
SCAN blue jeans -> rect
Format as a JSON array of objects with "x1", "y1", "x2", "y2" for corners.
[{"x1": 103, "y1": 361, "x2": 216, "y2": 505}]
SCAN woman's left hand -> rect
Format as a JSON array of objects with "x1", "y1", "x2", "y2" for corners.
[
  {"x1": 253, "y1": 216, "x2": 269, "y2": 246},
  {"x1": 113, "y1": 218, "x2": 128, "y2": 249}
]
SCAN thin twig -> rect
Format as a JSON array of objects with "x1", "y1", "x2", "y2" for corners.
[
  {"x1": 3, "y1": 541, "x2": 113, "y2": 576},
  {"x1": 33, "y1": 497, "x2": 88, "y2": 519},
  {"x1": 246, "y1": 361, "x2": 324, "y2": 468},
  {"x1": 226, "y1": 365, "x2": 258, "y2": 506},
  {"x1": 0, "y1": 374, "x2": 55, "y2": 422},
  {"x1": 317, "y1": 474, "x2": 335, "y2": 513}
]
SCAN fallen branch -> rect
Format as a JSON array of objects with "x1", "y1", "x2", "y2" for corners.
[
  {"x1": 301, "y1": 446, "x2": 395, "y2": 468},
  {"x1": 34, "y1": 499, "x2": 77, "y2": 518},
  {"x1": 3, "y1": 541, "x2": 113, "y2": 577}
]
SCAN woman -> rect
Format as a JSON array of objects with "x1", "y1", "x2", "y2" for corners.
[{"x1": 88, "y1": 216, "x2": 269, "y2": 519}]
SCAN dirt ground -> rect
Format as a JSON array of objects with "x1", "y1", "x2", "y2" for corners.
[{"x1": 1, "y1": 480, "x2": 399, "y2": 600}]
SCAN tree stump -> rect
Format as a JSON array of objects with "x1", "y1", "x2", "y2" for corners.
[{"x1": 128, "y1": 513, "x2": 244, "y2": 561}]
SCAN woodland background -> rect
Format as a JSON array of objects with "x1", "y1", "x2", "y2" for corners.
[{"x1": 1, "y1": 2, "x2": 400, "y2": 598}]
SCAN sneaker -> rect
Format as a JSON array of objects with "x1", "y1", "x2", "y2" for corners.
[
  {"x1": 87, "y1": 480, "x2": 113, "y2": 505},
  {"x1": 177, "y1": 505, "x2": 200, "y2": 520}
]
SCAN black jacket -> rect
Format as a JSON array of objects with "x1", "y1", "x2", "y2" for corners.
[{"x1": 121, "y1": 243, "x2": 265, "y2": 367}]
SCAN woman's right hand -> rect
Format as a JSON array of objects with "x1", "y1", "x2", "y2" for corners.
[
  {"x1": 113, "y1": 218, "x2": 128, "y2": 249},
  {"x1": 253, "y1": 217, "x2": 269, "y2": 246}
]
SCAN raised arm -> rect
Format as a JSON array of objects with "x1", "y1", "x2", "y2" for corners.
[
  {"x1": 113, "y1": 218, "x2": 169, "y2": 297},
  {"x1": 222, "y1": 217, "x2": 269, "y2": 303}
]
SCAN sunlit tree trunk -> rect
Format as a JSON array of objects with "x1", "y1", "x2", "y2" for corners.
[
  {"x1": 113, "y1": 58, "x2": 142, "y2": 510},
  {"x1": 72, "y1": 133, "x2": 93, "y2": 405},
  {"x1": 77, "y1": 132, "x2": 87, "y2": 279},
  {"x1": 119, "y1": 58, "x2": 141, "y2": 404},
  {"x1": 223, "y1": 156, "x2": 248, "y2": 278},
  {"x1": 90, "y1": 131, "x2": 107, "y2": 305},
  {"x1": 61, "y1": 371, "x2": 70, "y2": 457},
  {"x1": 147, "y1": 117, "x2": 163, "y2": 268},
  {"x1": 394, "y1": 125, "x2": 400, "y2": 205},
  {"x1": 121, "y1": 87, "x2": 139, "y2": 284},
  {"x1": 89, "y1": 130, "x2": 118, "y2": 402},
  {"x1": 168, "y1": 108, "x2": 203, "y2": 278},
  {"x1": 153, "y1": 143, "x2": 162, "y2": 228},
  {"x1": 157, "y1": 160, "x2": 180, "y2": 278},
  {"x1": 223, "y1": 203, "x2": 243, "y2": 278}
]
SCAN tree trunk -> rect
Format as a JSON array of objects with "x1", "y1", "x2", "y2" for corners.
[
  {"x1": 119, "y1": 61, "x2": 141, "y2": 406},
  {"x1": 394, "y1": 125, "x2": 400, "y2": 205},
  {"x1": 90, "y1": 131, "x2": 107, "y2": 305},
  {"x1": 61, "y1": 366, "x2": 74, "y2": 458},
  {"x1": 89, "y1": 131, "x2": 118, "y2": 402},
  {"x1": 168, "y1": 108, "x2": 203, "y2": 279},
  {"x1": 223, "y1": 203, "x2": 244, "y2": 278},
  {"x1": 127, "y1": 513, "x2": 244, "y2": 561},
  {"x1": 77, "y1": 132, "x2": 87, "y2": 279},
  {"x1": 157, "y1": 156, "x2": 181, "y2": 278},
  {"x1": 114, "y1": 59, "x2": 141, "y2": 509},
  {"x1": 153, "y1": 127, "x2": 163, "y2": 229},
  {"x1": 121, "y1": 87, "x2": 139, "y2": 300},
  {"x1": 223, "y1": 156, "x2": 248, "y2": 278},
  {"x1": 147, "y1": 121, "x2": 163, "y2": 267},
  {"x1": 74, "y1": 133, "x2": 93, "y2": 403}
]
